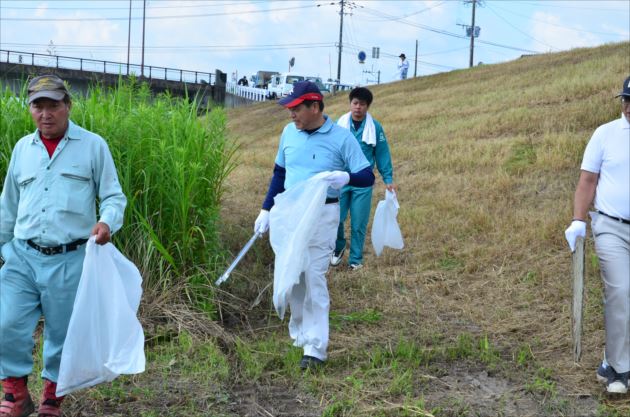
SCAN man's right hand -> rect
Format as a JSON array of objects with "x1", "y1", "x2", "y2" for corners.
[
  {"x1": 564, "y1": 220, "x2": 586, "y2": 252},
  {"x1": 254, "y1": 209, "x2": 270, "y2": 234}
]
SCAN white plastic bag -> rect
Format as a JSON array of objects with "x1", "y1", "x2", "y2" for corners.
[
  {"x1": 269, "y1": 174, "x2": 330, "y2": 319},
  {"x1": 371, "y1": 190, "x2": 404, "y2": 256},
  {"x1": 56, "y1": 237, "x2": 145, "y2": 396}
]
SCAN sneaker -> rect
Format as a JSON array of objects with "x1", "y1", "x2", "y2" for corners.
[
  {"x1": 597, "y1": 361, "x2": 612, "y2": 384},
  {"x1": 330, "y1": 248, "x2": 345, "y2": 266},
  {"x1": 299, "y1": 355, "x2": 325, "y2": 370},
  {"x1": 605, "y1": 366, "x2": 629, "y2": 394},
  {"x1": 348, "y1": 263, "x2": 363, "y2": 271}
]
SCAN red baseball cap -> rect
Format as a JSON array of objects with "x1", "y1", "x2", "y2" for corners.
[{"x1": 278, "y1": 81, "x2": 323, "y2": 108}]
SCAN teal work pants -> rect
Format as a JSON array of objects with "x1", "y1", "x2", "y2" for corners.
[
  {"x1": 335, "y1": 185, "x2": 373, "y2": 265},
  {"x1": 0, "y1": 239, "x2": 85, "y2": 382}
]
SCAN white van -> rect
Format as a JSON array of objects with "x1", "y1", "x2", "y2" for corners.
[{"x1": 267, "y1": 73, "x2": 329, "y2": 99}]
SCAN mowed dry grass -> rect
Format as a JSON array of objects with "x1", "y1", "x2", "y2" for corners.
[{"x1": 219, "y1": 42, "x2": 630, "y2": 411}]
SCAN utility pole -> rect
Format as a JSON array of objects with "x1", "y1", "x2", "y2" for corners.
[
  {"x1": 336, "y1": 0, "x2": 345, "y2": 84},
  {"x1": 141, "y1": 0, "x2": 146, "y2": 77},
  {"x1": 414, "y1": 39, "x2": 418, "y2": 77},
  {"x1": 362, "y1": 66, "x2": 381, "y2": 85},
  {"x1": 127, "y1": 0, "x2": 132, "y2": 75},
  {"x1": 468, "y1": 0, "x2": 476, "y2": 68}
]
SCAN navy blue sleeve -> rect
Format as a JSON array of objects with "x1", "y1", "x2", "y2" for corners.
[
  {"x1": 262, "y1": 164, "x2": 286, "y2": 210},
  {"x1": 348, "y1": 167, "x2": 375, "y2": 188}
]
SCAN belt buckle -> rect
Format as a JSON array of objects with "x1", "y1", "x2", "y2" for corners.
[{"x1": 42, "y1": 247, "x2": 54, "y2": 255}]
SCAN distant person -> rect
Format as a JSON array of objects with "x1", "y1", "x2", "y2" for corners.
[
  {"x1": 398, "y1": 53, "x2": 409, "y2": 80},
  {"x1": 332, "y1": 87, "x2": 395, "y2": 270},
  {"x1": 254, "y1": 81, "x2": 374, "y2": 370},
  {"x1": 238, "y1": 76, "x2": 249, "y2": 86},
  {"x1": 0, "y1": 74, "x2": 127, "y2": 416},
  {"x1": 564, "y1": 75, "x2": 630, "y2": 394}
]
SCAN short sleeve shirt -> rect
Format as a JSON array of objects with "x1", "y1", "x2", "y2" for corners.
[
  {"x1": 275, "y1": 116, "x2": 370, "y2": 198},
  {"x1": 581, "y1": 115, "x2": 630, "y2": 220}
]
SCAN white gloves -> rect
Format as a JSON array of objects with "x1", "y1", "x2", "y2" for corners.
[
  {"x1": 325, "y1": 171, "x2": 350, "y2": 190},
  {"x1": 564, "y1": 220, "x2": 586, "y2": 252},
  {"x1": 254, "y1": 209, "x2": 270, "y2": 234}
]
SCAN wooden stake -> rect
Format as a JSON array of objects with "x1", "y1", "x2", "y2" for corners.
[{"x1": 572, "y1": 236, "x2": 585, "y2": 362}]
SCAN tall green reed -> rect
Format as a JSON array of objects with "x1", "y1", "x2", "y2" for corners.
[{"x1": 0, "y1": 79, "x2": 235, "y2": 295}]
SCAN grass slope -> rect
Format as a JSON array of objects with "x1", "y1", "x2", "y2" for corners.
[
  {"x1": 46, "y1": 42, "x2": 629, "y2": 417},
  {"x1": 218, "y1": 42, "x2": 630, "y2": 416}
]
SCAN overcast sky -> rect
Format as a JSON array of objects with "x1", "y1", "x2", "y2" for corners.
[{"x1": 1, "y1": 0, "x2": 628, "y2": 86}]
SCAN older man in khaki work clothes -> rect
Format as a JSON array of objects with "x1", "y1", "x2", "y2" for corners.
[{"x1": 0, "y1": 74, "x2": 126, "y2": 416}]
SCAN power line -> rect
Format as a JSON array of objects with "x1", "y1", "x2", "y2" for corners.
[
  {"x1": 421, "y1": 46, "x2": 470, "y2": 56},
  {"x1": 341, "y1": 48, "x2": 454, "y2": 71},
  {"x1": 358, "y1": 5, "x2": 542, "y2": 55},
  {"x1": 485, "y1": 3, "x2": 558, "y2": 52},
  {"x1": 0, "y1": 1, "x2": 269, "y2": 10},
  {"x1": 343, "y1": 42, "x2": 457, "y2": 70},
  {"x1": 0, "y1": 3, "x2": 330, "y2": 22},
  {"x1": 489, "y1": 2, "x2": 629, "y2": 36},
  {"x1": 0, "y1": 41, "x2": 335, "y2": 53},
  {"x1": 358, "y1": 1, "x2": 446, "y2": 22},
  {"x1": 504, "y1": 1, "x2": 628, "y2": 12}
]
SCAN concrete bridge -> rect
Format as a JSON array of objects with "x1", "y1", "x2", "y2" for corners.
[{"x1": 0, "y1": 49, "x2": 260, "y2": 109}]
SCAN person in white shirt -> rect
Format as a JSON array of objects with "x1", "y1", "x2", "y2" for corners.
[
  {"x1": 565, "y1": 75, "x2": 630, "y2": 394},
  {"x1": 398, "y1": 53, "x2": 409, "y2": 80}
]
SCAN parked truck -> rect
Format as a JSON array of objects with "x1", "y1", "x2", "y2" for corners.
[
  {"x1": 267, "y1": 73, "x2": 329, "y2": 99},
  {"x1": 249, "y1": 70, "x2": 279, "y2": 89}
]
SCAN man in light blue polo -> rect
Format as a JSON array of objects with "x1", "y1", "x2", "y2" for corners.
[
  {"x1": 254, "y1": 81, "x2": 374, "y2": 370},
  {"x1": 0, "y1": 74, "x2": 126, "y2": 417}
]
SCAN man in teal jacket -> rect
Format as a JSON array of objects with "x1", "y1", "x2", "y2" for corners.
[{"x1": 332, "y1": 87, "x2": 396, "y2": 270}]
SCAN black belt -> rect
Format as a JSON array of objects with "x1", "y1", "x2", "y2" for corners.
[
  {"x1": 325, "y1": 197, "x2": 339, "y2": 204},
  {"x1": 597, "y1": 210, "x2": 630, "y2": 225},
  {"x1": 27, "y1": 238, "x2": 89, "y2": 255}
]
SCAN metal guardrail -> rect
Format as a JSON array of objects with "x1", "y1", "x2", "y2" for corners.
[{"x1": 1, "y1": 49, "x2": 214, "y2": 85}]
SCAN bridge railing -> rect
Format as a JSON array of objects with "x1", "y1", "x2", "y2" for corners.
[
  {"x1": 1, "y1": 49, "x2": 214, "y2": 85},
  {"x1": 226, "y1": 81, "x2": 270, "y2": 102}
]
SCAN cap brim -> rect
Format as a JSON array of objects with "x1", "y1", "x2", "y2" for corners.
[
  {"x1": 615, "y1": 93, "x2": 630, "y2": 98},
  {"x1": 28, "y1": 90, "x2": 66, "y2": 104},
  {"x1": 278, "y1": 96, "x2": 304, "y2": 108}
]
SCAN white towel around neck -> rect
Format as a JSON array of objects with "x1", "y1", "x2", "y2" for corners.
[{"x1": 337, "y1": 112, "x2": 377, "y2": 146}]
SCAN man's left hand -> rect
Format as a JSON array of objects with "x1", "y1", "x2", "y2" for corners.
[
  {"x1": 91, "y1": 222, "x2": 111, "y2": 245},
  {"x1": 385, "y1": 183, "x2": 397, "y2": 193},
  {"x1": 326, "y1": 171, "x2": 350, "y2": 190}
]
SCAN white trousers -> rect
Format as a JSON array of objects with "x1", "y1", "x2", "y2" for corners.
[
  {"x1": 592, "y1": 212, "x2": 630, "y2": 373},
  {"x1": 287, "y1": 203, "x2": 339, "y2": 361}
]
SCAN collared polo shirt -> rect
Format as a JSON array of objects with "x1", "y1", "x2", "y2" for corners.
[
  {"x1": 0, "y1": 121, "x2": 127, "y2": 246},
  {"x1": 581, "y1": 114, "x2": 630, "y2": 220},
  {"x1": 275, "y1": 115, "x2": 370, "y2": 198}
]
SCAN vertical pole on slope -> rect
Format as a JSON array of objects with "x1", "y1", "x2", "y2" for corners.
[
  {"x1": 469, "y1": 0, "x2": 476, "y2": 68},
  {"x1": 336, "y1": 0, "x2": 345, "y2": 84}
]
